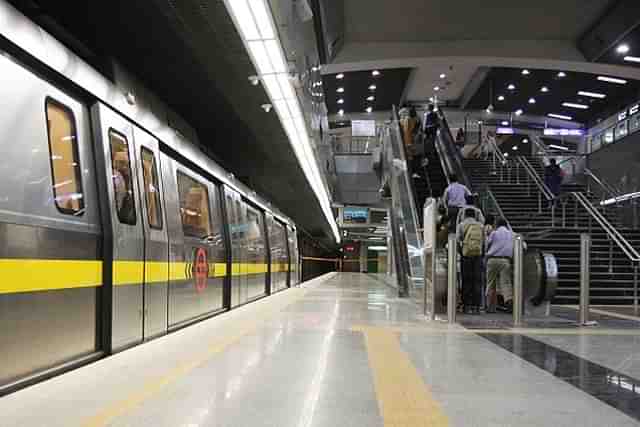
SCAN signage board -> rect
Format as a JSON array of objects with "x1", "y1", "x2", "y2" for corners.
[
  {"x1": 343, "y1": 207, "x2": 369, "y2": 224},
  {"x1": 495, "y1": 127, "x2": 515, "y2": 135},
  {"x1": 543, "y1": 128, "x2": 585, "y2": 136},
  {"x1": 351, "y1": 120, "x2": 376, "y2": 137}
]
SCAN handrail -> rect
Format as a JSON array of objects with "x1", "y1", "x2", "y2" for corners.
[
  {"x1": 480, "y1": 185, "x2": 512, "y2": 230},
  {"x1": 517, "y1": 156, "x2": 555, "y2": 201},
  {"x1": 438, "y1": 110, "x2": 472, "y2": 190},
  {"x1": 584, "y1": 168, "x2": 619, "y2": 200},
  {"x1": 434, "y1": 130, "x2": 454, "y2": 186},
  {"x1": 557, "y1": 192, "x2": 640, "y2": 262}
]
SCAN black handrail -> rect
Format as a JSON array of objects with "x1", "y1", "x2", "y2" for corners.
[{"x1": 438, "y1": 110, "x2": 473, "y2": 190}]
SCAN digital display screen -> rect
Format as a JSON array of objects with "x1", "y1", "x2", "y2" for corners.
[
  {"x1": 351, "y1": 120, "x2": 376, "y2": 137},
  {"x1": 343, "y1": 207, "x2": 369, "y2": 224}
]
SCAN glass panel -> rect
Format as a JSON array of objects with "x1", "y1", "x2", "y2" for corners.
[
  {"x1": 109, "y1": 129, "x2": 136, "y2": 225},
  {"x1": 45, "y1": 99, "x2": 84, "y2": 215},
  {"x1": 629, "y1": 115, "x2": 640, "y2": 135},
  {"x1": 177, "y1": 171, "x2": 211, "y2": 238},
  {"x1": 246, "y1": 205, "x2": 267, "y2": 298},
  {"x1": 268, "y1": 218, "x2": 288, "y2": 291},
  {"x1": 591, "y1": 133, "x2": 602, "y2": 152},
  {"x1": 604, "y1": 127, "x2": 614, "y2": 145},
  {"x1": 140, "y1": 147, "x2": 163, "y2": 230},
  {"x1": 615, "y1": 120, "x2": 628, "y2": 141}
]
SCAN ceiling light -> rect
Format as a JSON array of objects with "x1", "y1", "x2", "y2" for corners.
[
  {"x1": 337, "y1": 99, "x2": 344, "y2": 104},
  {"x1": 557, "y1": 72, "x2": 566, "y2": 78},
  {"x1": 624, "y1": 56, "x2": 640, "y2": 63},
  {"x1": 336, "y1": 73, "x2": 344, "y2": 79},
  {"x1": 367, "y1": 95, "x2": 375, "y2": 101},
  {"x1": 522, "y1": 138, "x2": 529, "y2": 143},
  {"x1": 541, "y1": 86, "x2": 549, "y2": 93},
  {"x1": 522, "y1": 69, "x2": 530, "y2": 75},
  {"x1": 501, "y1": 121, "x2": 509, "y2": 126},
  {"x1": 498, "y1": 95, "x2": 505, "y2": 101},
  {"x1": 617, "y1": 44, "x2": 630, "y2": 54},
  {"x1": 549, "y1": 144, "x2": 569, "y2": 151},
  {"x1": 504, "y1": 153, "x2": 509, "y2": 157},
  {"x1": 338, "y1": 109, "x2": 344, "y2": 116},
  {"x1": 515, "y1": 109, "x2": 523, "y2": 116},
  {"x1": 369, "y1": 85, "x2": 377, "y2": 90},
  {"x1": 225, "y1": 0, "x2": 339, "y2": 243},
  {"x1": 548, "y1": 113, "x2": 572, "y2": 120},
  {"x1": 508, "y1": 84, "x2": 516, "y2": 90},
  {"x1": 562, "y1": 102, "x2": 589, "y2": 110},
  {"x1": 337, "y1": 87, "x2": 344, "y2": 93},
  {"x1": 439, "y1": 73, "x2": 446, "y2": 79},
  {"x1": 528, "y1": 98, "x2": 536, "y2": 104},
  {"x1": 368, "y1": 246, "x2": 388, "y2": 251},
  {"x1": 372, "y1": 70, "x2": 381, "y2": 76},
  {"x1": 433, "y1": 86, "x2": 440, "y2": 91},
  {"x1": 598, "y1": 76, "x2": 627, "y2": 84},
  {"x1": 512, "y1": 146, "x2": 518, "y2": 150},
  {"x1": 366, "y1": 106, "x2": 373, "y2": 113},
  {"x1": 578, "y1": 91, "x2": 606, "y2": 99}
]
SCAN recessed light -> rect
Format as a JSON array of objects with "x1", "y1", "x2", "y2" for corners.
[
  {"x1": 597, "y1": 76, "x2": 627, "y2": 84},
  {"x1": 337, "y1": 99, "x2": 344, "y2": 104},
  {"x1": 504, "y1": 153, "x2": 509, "y2": 157},
  {"x1": 549, "y1": 144, "x2": 569, "y2": 151},
  {"x1": 434, "y1": 86, "x2": 440, "y2": 91},
  {"x1": 498, "y1": 95, "x2": 505, "y2": 101},
  {"x1": 508, "y1": 84, "x2": 516, "y2": 90},
  {"x1": 369, "y1": 85, "x2": 377, "y2": 90},
  {"x1": 528, "y1": 98, "x2": 536, "y2": 104},
  {"x1": 562, "y1": 102, "x2": 589, "y2": 110},
  {"x1": 337, "y1": 87, "x2": 344, "y2": 93},
  {"x1": 548, "y1": 113, "x2": 572, "y2": 120},
  {"x1": 522, "y1": 69, "x2": 530, "y2": 75},
  {"x1": 366, "y1": 106, "x2": 373, "y2": 113},
  {"x1": 515, "y1": 109, "x2": 523, "y2": 116},
  {"x1": 338, "y1": 109, "x2": 344, "y2": 116},
  {"x1": 578, "y1": 91, "x2": 606, "y2": 99},
  {"x1": 617, "y1": 44, "x2": 630, "y2": 54},
  {"x1": 372, "y1": 70, "x2": 381, "y2": 76},
  {"x1": 336, "y1": 73, "x2": 344, "y2": 79},
  {"x1": 557, "y1": 72, "x2": 567, "y2": 78},
  {"x1": 501, "y1": 121, "x2": 509, "y2": 126},
  {"x1": 439, "y1": 73, "x2": 446, "y2": 79},
  {"x1": 624, "y1": 56, "x2": 640, "y2": 63},
  {"x1": 541, "y1": 86, "x2": 549, "y2": 93},
  {"x1": 367, "y1": 95, "x2": 375, "y2": 101},
  {"x1": 512, "y1": 146, "x2": 518, "y2": 151},
  {"x1": 522, "y1": 138, "x2": 529, "y2": 143}
]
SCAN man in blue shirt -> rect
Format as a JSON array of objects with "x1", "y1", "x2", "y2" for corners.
[
  {"x1": 443, "y1": 174, "x2": 471, "y2": 232},
  {"x1": 485, "y1": 218, "x2": 514, "y2": 313}
]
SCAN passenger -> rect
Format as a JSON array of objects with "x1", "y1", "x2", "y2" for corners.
[
  {"x1": 400, "y1": 106, "x2": 421, "y2": 178},
  {"x1": 485, "y1": 218, "x2": 514, "y2": 313},
  {"x1": 455, "y1": 128, "x2": 465, "y2": 154},
  {"x1": 544, "y1": 158, "x2": 563, "y2": 200},
  {"x1": 456, "y1": 193, "x2": 485, "y2": 226},
  {"x1": 443, "y1": 174, "x2": 471, "y2": 232},
  {"x1": 423, "y1": 104, "x2": 440, "y2": 149},
  {"x1": 457, "y1": 208, "x2": 484, "y2": 314},
  {"x1": 112, "y1": 154, "x2": 135, "y2": 224}
]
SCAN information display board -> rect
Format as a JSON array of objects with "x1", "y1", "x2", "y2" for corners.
[
  {"x1": 343, "y1": 206, "x2": 369, "y2": 224},
  {"x1": 351, "y1": 120, "x2": 376, "y2": 137}
]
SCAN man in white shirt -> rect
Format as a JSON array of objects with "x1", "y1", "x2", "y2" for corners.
[{"x1": 443, "y1": 174, "x2": 471, "y2": 232}]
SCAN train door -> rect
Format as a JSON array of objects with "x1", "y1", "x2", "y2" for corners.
[
  {"x1": 133, "y1": 130, "x2": 168, "y2": 339},
  {"x1": 224, "y1": 187, "x2": 242, "y2": 307},
  {"x1": 92, "y1": 104, "x2": 144, "y2": 350},
  {"x1": 287, "y1": 226, "x2": 300, "y2": 286}
]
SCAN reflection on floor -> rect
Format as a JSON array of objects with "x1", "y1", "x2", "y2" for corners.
[{"x1": 0, "y1": 273, "x2": 639, "y2": 426}]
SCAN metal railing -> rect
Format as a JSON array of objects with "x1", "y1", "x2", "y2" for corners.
[
  {"x1": 479, "y1": 186, "x2": 512, "y2": 230},
  {"x1": 515, "y1": 156, "x2": 555, "y2": 214}
]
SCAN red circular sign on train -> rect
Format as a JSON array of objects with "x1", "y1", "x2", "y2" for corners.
[{"x1": 193, "y1": 247, "x2": 209, "y2": 293}]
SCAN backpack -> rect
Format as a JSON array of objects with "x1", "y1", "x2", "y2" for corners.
[{"x1": 462, "y1": 222, "x2": 483, "y2": 257}]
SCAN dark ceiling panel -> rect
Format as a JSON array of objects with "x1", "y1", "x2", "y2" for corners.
[
  {"x1": 467, "y1": 67, "x2": 640, "y2": 125},
  {"x1": 598, "y1": 25, "x2": 640, "y2": 69},
  {"x1": 322, "y1": 68, "x2": 411, "y2": 115}
]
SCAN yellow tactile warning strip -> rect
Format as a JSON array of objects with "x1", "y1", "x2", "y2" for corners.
[
  {"x1": 354, "y1": 325, "x2": 450, "y2": 427},
  {"x1": 81, "y1": 286, "x2": 310, "y2": 427}
]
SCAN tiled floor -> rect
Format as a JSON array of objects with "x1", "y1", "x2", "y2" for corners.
[{"x1": 1, "y1": 273, "x2": 639, "y2": 426}]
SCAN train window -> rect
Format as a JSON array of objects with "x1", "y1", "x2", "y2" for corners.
[
  {"x1": 45, "y1": 98, "x2": 84, "y2": 215},
  {"x1": 140, "y1": 147, "x2": 163, "y2": 229},
  {"x1": 109, "y1": 129, "x2": 137, "y2": 225},
  {"x1": 177, "y1": 171, "x2": 212, "y2": 238}
]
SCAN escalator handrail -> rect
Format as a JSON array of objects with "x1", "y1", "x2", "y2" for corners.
[{"x1": 437, "y1": 110, "x2": 472, "y2": 190}]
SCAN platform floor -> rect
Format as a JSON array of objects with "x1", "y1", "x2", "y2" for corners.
[{"x1": 2, "y1": 273, "x2": 640, "y2": 426}]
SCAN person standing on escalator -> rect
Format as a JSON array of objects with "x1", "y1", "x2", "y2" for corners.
[
  {"x1": 423, "y1": 104, "x2": 440, "y2": 151},
  {"x1": 443, "y1": 174, "x2": 471, "y2": 232}
]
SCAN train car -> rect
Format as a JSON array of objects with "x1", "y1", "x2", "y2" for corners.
[{"x1": 0, "y1": 0, "x2": 300, "y2": 394}]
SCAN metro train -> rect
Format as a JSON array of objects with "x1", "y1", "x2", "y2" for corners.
[{"x1": 0, "y1": 1, "x2": 299, "y2": 394}]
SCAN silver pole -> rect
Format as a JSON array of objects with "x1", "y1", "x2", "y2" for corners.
[
  {"x1": 513, "y1": 234, "x2": 524, "y2": 326},
  {"x1": 634, "y1": 263, "x2": 638, "y2": 314},
  {"x1": 579, "y1": 234, "x2": 590, "y2": 325},
  {"x1": 447, "y1": 233, "x2": 457, "y2": 323}
]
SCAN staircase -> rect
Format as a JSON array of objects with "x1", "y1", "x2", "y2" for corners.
[{"x1": 463, "y1": 155, "x2": 640, "y2": 305}]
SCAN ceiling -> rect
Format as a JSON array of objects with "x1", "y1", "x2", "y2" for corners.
[
  {"x1": 599, "y1": 25, "x2": 640, "y2": 68},
  {"x1": 8, "y1": 0, "x2": 336, "y2": 243},
  {"x1": 466, "y1": 67, "x2": 640, "y2": 125},
  {"x1": 343, "y1": 0, "x2": 614, "y2": 43},
  {"x1": 321, "y1": 68, "x2": 411, "y2": 115}
]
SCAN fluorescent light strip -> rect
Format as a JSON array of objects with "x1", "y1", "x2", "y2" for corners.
[
  {"x1": 597, "y1": 76, "x2": 627, "y2": 84},
  {"x1": 601, "y1": 192, "x2": 640, "y2": 206},
  {"x1": 578, "y1": 91, "x2": 606, "y2": 99},
  {"x1": 549, "y1": 144, "x2": 569, "y2": 151},
  {"x1": 624, "y1": 56, "x2": 640, "y2": 63},
  {"x1": 562, "y1": 102, "x2": 589, "y2": 110},
  {"x1": 548, "y1": 113, "x2": 572, "y2": 120},
  {"x1": 223, "y1": 0, "x2": 340, "y2": 243}
]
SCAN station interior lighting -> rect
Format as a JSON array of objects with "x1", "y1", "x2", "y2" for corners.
[
  {"x1": 336, "y1": 73, "x2": 344, "y2": 79},
  {"x1": 515, "y1": 109, "x2": 523, "y2": 116},
  {"x1": 366, "y1": 106, "x2": 373, "y2": 113},
  {"x1": 549, "y1": 144, "x2": 569, "y2": 151},
  {"x1": 624, "y1": 56, "x2": 640, "y2": 63},
  {"x1": 369, "y1": 84, "x2": 377, "y2": 90},
  {"x1": 501, "y1": 120, "x2": 509, "y2": 126},
  {"x1": 522, "y1": 69, "x2": 530, "y2": 75},
  {"x1": 617, "y1": 44, "x2": 630, "y2": 54},
  {"x1": 562, "y1": 102, "x2": 589, "y2": 110},
  {"x1": 337, "y1": 87, "x2": 344, "y2": 93},
  {"x1": 224, "y1": 0, "x2": 340, "y2": 243},
  {"x1": 557, "y1": 72, "x2": 566, "y2": 78},
  {"x1": 598, "y1": 76, "x2": 627, "y2": 84},
  {"x1": 528, "y1": 98, "x2": 536, "y2": 104},
  {"x1": 578, "y1": 91, "x2": 606, "y2": 99},
  {"x1": 540, "y1": 86, "x2": 549, "y2": 93},
  {"x1": 507, "y1": 84, "x2": 516, "y2": 90},
  {"x1": 439, "y1": 73, "x2": 446, "y2": 79},
  {"x1": 367, "y1": 96, "x2": 375, "y2": 101},
  {"x1": 498, "y1": 95, "x2": 505, "y2": 101},
  {"x1": 548, "y1": 113, "x2": 572, "y2": 120},
  {"x1": 372, "y1": 70, "x2": 381, "y2": 76},
  {"x1": 337, "y1": 99, "x2": 344, "y2": 104}
]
